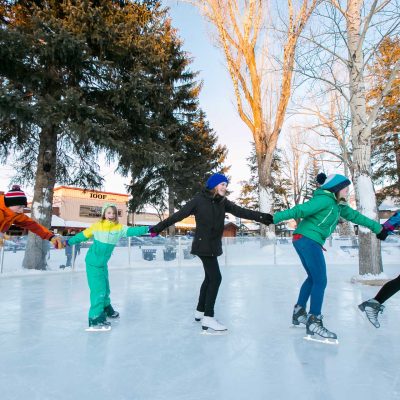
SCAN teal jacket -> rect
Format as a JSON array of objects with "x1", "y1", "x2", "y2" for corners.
[
  {"x1": 68, "y1": 220, "x2": 149, "y2": 267},
  {"x1": 273, "y1": 189, "x2": 382, "y2": 245}
]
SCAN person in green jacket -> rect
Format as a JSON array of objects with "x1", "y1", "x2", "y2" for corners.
[
  {"x1": 273, "y1": 173, "x2": 383, "y2": 342},
  {"x1": 67, "y1": 203, "x2": 149, "y2": 332}
]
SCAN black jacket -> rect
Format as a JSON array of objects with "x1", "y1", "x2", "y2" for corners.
[{"x1": 152, "y1": 189, "x2": 271, "y2": 257}]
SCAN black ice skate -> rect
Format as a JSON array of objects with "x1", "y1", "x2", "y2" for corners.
[
  {"x1": 104, "y1": 305, "x2": 120, "y2": 319},
  {"x1": 304, "y1": 314, "x2": 338, "y2": 345},
  {"x1": 86, "y1": 315, "x2": 111, "y2": 332},
  {"x1": 292, "y1": 304, "x2": 307, "y2": 327},
  {"x1": 358, "y1": 299, "x2": 384, "y2": 328}
]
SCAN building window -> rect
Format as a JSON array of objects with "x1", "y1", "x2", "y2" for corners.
[{"x1": 79, "y1": 205, "x2": 122, "y2": 218}]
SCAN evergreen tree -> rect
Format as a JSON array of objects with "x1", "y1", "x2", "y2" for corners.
[
  {"x1": 369, "y1": 37, "x2": 400, "y2": 204},
  {"x1": 0, "y1": 0, "x2": 170, "y2": 268}
]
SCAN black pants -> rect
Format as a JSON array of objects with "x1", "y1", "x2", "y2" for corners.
[
  {"x1": 375, "y1": 274, "x2": 400, "y2": 304},
  {"x1": 196, "y1": 256, "x2": 222, "y2": 317}
]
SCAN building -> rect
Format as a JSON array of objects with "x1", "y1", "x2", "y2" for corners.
[{"x1": 52, "y1": 186, "x2": 129, "y2": 226}]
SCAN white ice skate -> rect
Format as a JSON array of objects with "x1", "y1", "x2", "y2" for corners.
[
  {"x1": 194, "y1": 310, "x2": 204, "y2": 322},
  {"x1": 201, "y1": 316, "x2": 228, "y2": 335}
]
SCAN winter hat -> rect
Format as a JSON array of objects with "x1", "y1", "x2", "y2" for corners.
[
  {"x1": 317, "y1": 173, "x2": 351, "y2": 193},
  {"x1": 101, "y1": 202, "x2": 117, "y2": 216},
  {"x1": 206, "y1": 173, "x2": 229, "y2": 190},
  {"x1": 4, "y1": 185, "x2": 28, "y2": 207}
]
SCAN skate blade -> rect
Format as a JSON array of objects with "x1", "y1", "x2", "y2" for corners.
[
  {"x1": 85, "y1": 326, "x2": 111, "y2": 332},
  {"x1": 200, "y1": 329, "x2": 228, "y2": 336},
  {"x1": 290, "y1": 324, "x2": 306, "y2": 329},
  {"x1": 303, "y1": 335, "x2": 338, "y2": 345}
]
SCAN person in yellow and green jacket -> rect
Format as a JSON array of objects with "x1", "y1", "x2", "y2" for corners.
[
  {"x1": 272, "y1": 173, "x2": 384, "y2": 343},
  {"x1": 67, "y1": 203, "x2": 149, "y2": 332}
]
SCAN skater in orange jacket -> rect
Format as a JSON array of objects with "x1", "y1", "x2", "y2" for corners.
[{"x1": 0, "y1": 185, "x2": 63, "y2": 249}]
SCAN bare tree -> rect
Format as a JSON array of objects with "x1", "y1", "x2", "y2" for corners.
[
  {"x1": 295, "y1": 0, "x2": 400, "y2": 275},
  {"x1": 188, "y1": 0, "x2": 318, "y2": 233}
]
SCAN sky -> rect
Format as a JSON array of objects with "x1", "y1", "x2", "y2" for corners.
[{"x1": 0, "y1": 1, "x2": 253, "y2": 201}]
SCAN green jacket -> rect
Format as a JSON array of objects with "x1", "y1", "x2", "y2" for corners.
[
  {"x1": 273, "y1": 189, "x2": 382, "y2": 245},
  {"x1": 68, "y1": 220, "x2": 149, "y2": 267}
]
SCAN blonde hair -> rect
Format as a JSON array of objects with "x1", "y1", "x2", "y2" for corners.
[{"x1": 102, "y1": 205, "x2": 119, "y2": 223}]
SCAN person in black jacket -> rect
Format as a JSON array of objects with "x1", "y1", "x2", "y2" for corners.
[{"x1": 150, "y1": 173, "x2": 273, "y2": 333}]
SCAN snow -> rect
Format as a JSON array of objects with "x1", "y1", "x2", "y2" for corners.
[{"x1": 1, "y1": 238, "x2": 400, "y2": 399}]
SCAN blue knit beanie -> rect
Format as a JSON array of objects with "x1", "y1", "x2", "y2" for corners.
[
  {"x1": 206, "y1": 173, "x2": 229, "y2": 189},
  {"x1": 318, "y1": 173, "x2": 351, "y2": 193}
]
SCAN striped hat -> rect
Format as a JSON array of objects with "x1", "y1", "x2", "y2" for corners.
[
  {"x1": 320, "y1": 174, "x2": 351, "y2": 193},
  {"x1": 4, "y1": 185, "x2": 28, "y2": 207}
]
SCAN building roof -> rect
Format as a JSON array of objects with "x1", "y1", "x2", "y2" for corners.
[{"x1": 54, "y1": 186, "x2": 129, "y2": 198}]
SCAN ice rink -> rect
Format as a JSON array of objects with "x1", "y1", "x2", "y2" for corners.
[{"x1": 1, "y1": 261, "x2": 400, "y2": 400}]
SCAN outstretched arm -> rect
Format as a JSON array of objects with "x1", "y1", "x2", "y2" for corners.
[
  {"x1": 68, "y1": 226, "x2": 94, "y2": 245},
  {"x1": 273, "y1": 196, "x2": 332, "y2": 224},
  {"x1": 13, "y1": 214, "x2": 53, "y2": 240},
  {"x1": 340, "y1": 206, "x2": 382, "y2": 234},
  {"x1": 151, "y1": 198, "x2": 197, "y2": 234},
  {"x1": 224, "y1": 200, "x2": 273, "y2": 225},
  {"x1": 123, "y1": 226, "x2": 149, "y2": 237}
]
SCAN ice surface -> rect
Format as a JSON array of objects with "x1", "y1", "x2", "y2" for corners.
[{"x1": 1, "y1": 259, "x2": 400, "y2": 399}]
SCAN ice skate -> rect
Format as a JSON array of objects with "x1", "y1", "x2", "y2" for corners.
[
  {"x1": 104, "y1": 304, "x2": 119, "y2": 319},
  {"x1": 194, "y1": 310, "x2": 204, "y2": 322},
  {"x1": 358, "y1": 299, "x2": 384, "y2": 328},
  {"x1": 201, "y1": 316, "x2": 228, "y2": 335},
  {"x1": 292, "y1": 304, "x2": 307, "y2": 327},
  {"x1": 86, "y1": 317, "x2": 111, "y2": 332},
  {"x1": 304, "y1": 314, "x2": 338, "y2": 345}
]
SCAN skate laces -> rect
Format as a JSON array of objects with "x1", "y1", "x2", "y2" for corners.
[
  {"x1": 309, "y1": 316, "x2": 332, "y2": 336},
  {"x1": 365, "y1": 302, "x2": 384, "y2": 320}
]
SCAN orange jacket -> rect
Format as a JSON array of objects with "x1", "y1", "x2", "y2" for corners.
[{"x1": 0, "y1": 195, "x2": 53, "y2": 240}]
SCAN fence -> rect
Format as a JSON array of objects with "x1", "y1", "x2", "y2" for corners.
[{"x1": 1, "y1": 234, "x2": 400, "y2": 275}]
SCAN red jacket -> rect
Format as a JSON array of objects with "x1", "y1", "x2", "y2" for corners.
[{"x1": 0, "y1": 195, "x2": 53, "y2": 240}]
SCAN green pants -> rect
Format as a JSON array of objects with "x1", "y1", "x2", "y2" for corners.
[{"x1": 86, "y1": 263, "x2": 111, "y2": 320}]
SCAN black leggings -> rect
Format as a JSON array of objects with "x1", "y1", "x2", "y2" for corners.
[
  {"x1": 375, "y1": 275, "x2": 400, "y2": 304},
  {"x1": 196, "y1": 256, "x2": 222, "y2": 317}
]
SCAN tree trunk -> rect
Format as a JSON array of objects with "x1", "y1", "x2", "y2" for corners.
[
  {"x1": 347, "y1": 0, "x2": 382, "y2": 276},
  {"x1": 257, "y1": 149, "x2": 275, "y2": 238},
  {"x1": 167, "y1": 185, "x2": 176, "y2": 237},
  {"x1": 23, "y1": 126, "x2": 57, "y2": 270},
  {"x1": 394, "y1": 134, "x2": 400, "y2": 186}
]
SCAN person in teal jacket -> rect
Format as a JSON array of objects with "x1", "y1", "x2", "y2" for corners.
[
  {"x1": 68, "y1": 203, "x2": 149, "y2": 332},
  {"x1": 273, "y1": 173, "x2": 383, "y2": 342}
]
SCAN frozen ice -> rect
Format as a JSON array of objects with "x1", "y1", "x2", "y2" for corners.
[{"x1": 1, "y1": 238, "x2": 400, "y2": 399}]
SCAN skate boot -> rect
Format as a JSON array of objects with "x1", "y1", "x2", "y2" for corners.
[
  {"x1": 201, "y1": 316, "x2": 227, "y2": 334},
  {"x1": 305, "y1": 314, "x2": 338, "y2": 344},
  {"x1": 358, "y1": 299, "x2": 384, "y2": 328},
  {"x1": 292, "y1": 304, "x2": 307, "y2": 327},
  {"x1": 195, "y1": 310, "x2": 204, "y2": 322},
  {"x1": 104, "y1": 304, "x2": 119, "y2": 319},
  {"x1": 86, "y1": 315, "x2": 111, "y2": 332}
]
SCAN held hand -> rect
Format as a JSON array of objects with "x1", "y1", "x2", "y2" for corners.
[
  {"x1": 376, "y1": 227, "x2": 389, "y2": 241},
  {"x1": 0, "y1": 233, "x2": 10, "y2": 247},
  {"x1": 262, "y1": 213, "x2": 274, "y2": 226},
  {"x1": 149, "y1": 226, "x2": 159, "y2": 238},
  {"x1": 50, "y1": 235, "x2": 65, "y2": 249}
]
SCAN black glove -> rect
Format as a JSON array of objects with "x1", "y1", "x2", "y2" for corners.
[
  {"x1": 376, "y1": 227, "x2": 389, "y2": 241},
  {"x1": 261, "y1": 213, "x2": 274, "y2": 226}
]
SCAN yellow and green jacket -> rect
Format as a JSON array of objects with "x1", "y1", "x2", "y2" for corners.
[{"x1": 68, "y1": 220, "x2": 149, "y2": 267}]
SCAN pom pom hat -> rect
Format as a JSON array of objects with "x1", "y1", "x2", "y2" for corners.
[
  {"x1": 206, "y1": 173, "x2": 229, "y2": 190},
  {"x1": 4, "y1": 185, "x2": 28, "y2": 207},
  {"x1": 318, "y1": 173, "x2": 351, "y2": 194}
]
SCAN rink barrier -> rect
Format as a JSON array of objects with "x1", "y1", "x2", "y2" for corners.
[{"x1": 1, "y1": 235, "x2": 398, "y2": 275}]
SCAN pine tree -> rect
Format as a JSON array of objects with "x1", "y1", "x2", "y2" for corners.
[
  {"x1": 0, "y1": 0, "x2": 170, "y2": 268},
  {"x1": 369, "y1": 37, "x2": 400, "y2": 204}
]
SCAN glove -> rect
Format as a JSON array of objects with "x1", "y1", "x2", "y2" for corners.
[
  {"x1": 149, "y1": 226, "x2": 159, "y2": 238},
  {"x1": 376, "y1": 227, "x2": 389, "y2": 241},
  {"x1": 261, "y1": 213, "x2": 274, "y2": 226},
  {"x1": 50, "y1": 235, "x2": 65, "y2": 249}
]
